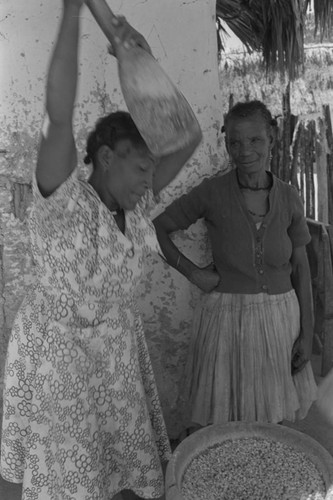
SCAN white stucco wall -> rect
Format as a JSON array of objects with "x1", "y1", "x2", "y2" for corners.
[{"x1": 0, "y1": 0, "x2": 224, "y2": 437}]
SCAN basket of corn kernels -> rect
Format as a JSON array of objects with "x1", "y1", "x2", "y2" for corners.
[{"x1": 165, "y1": 422, "x2": 333, "y2": 500}]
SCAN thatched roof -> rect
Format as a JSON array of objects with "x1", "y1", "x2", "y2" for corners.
[{"x1": 216, "y1": 0, "x2": 333, "y2": 79}]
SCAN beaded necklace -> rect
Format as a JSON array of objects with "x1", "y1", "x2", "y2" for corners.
[
  {"x1": 237, "y1": 174, "x2": 271, "y2": 218},
  {"x1": 247, "y1": 208, "x2": 266, "y2": 218}
]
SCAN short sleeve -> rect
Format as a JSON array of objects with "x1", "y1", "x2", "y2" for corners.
[
  {"x1": 287, "y1": 186, "x2": 311, "y2": 248},
  {"x1": 32, "y1": 168, "x2": 80, "y2": 211},
  {"x1": 30, "y1": 168, "x2": 82, "y2": 233},
  {"x1": 164, "y1": 178, "x2": 211, "y2": 230}
]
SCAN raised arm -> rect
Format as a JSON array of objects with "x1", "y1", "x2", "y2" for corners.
[
  {"x1": 152, "y1": 130, "x2": 202, "y2": 195},
  {"x1": 85, "y1": 0, "x2": 203, "y2": 195},
  {"x1": 36, "y1": 0, "x2": 84, "y2": 197}
]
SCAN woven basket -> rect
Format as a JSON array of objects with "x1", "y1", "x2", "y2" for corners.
[{"x1": 165, "y1": 422, "x2": 333, "y2": 500}]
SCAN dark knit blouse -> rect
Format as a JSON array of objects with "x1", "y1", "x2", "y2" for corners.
[{"x1": 164, "y1": 169, "x2": 311, "y2": 295}]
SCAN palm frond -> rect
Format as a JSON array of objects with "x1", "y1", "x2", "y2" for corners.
[
  {"x1": 216, "y1": 0, "x2": 262, "y2": 52},
  {"x1": 216, "y1": 0, "x2": 333, "y2": 78},
  {"x1": 261, "y1": 0, "x2": 305, "y2": 79},
  {"x1": 216, "y1": 0, "x2": 307, "y2": 79}
]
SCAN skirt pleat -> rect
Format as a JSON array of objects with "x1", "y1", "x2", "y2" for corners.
[{"x1": 182, "y1": 290, "x2": 317, "y2": 426}]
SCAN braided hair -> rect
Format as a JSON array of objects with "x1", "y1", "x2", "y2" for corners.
[
  {"x1": 84, "y1": 111, "x2": 147, "y2": 166},
  {"x1": 221, "y1": 100, "x2": 277, "y2": 136}
]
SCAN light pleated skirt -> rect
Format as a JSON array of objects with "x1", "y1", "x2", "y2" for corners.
[{"x1": 182, "y1": 290, "x2": 318, "y2": 426}]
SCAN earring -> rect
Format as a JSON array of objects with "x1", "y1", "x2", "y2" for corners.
[{"x1": 228, "y1": 157, "x2": 232, "y2": 169}]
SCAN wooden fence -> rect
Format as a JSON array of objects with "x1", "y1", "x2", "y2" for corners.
[
  {"x1": 269, "y1": 84, "x2": 333, "y2": 377},
  {"x1": 271, "y1": 83, "x2": 333, "y2": 225}
]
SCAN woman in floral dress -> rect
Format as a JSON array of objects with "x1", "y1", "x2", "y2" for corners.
[{"x1": 0, "y1": 1, "x2": 201, "y2": 499}]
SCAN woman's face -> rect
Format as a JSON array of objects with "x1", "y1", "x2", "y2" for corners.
[
  {"x1": 105, "y1": 139, "x2": 157, "y2": 210},
  {"x1": 225, "y1": 113, "x2": 273, "y2": 176}
]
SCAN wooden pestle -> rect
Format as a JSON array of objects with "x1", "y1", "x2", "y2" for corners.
[{"x1": 85, "y1": 0, "x2": 201, "y2": 156}]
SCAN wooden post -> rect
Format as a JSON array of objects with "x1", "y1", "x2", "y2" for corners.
[
  {"x1": 299, "y1": 121, "x2": 306, "y2": 207},
  {"x1": 282, "y1": 83, "x2": 291, "y2": 183},
  {"x1": 304, "y1": 120, "x2": 315, "y2": 220},
  {"x1": 321, "y1": 225, "x2": 333, "y2": 377},
  {"x1": 273, "y1": 116, "x2": 284, "y2": 180},
  {"x1": 290, "y1": 120, "x2": 301, "y2": 191},
  {"x1": 315, "y1": 116, "x2": 329, "y2": 224},
  {"x1": 306, "y1": 219, "x2": 325, "y2": 359},
  {"x1": 271, "y1": 118, "x2": 280, "y2": 177},
  {"x1": 323, "y1": 105, "x2": 333, "y2": 224}
]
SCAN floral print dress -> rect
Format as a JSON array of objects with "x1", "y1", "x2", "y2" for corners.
[{"x1": 0, "y1": 169, "x2": 171, "y2": 500}]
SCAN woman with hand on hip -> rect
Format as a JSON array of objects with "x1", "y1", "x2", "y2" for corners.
[
  {"x1": 154, "y1": 100, "x2": 317, "y2": 432},
  {"x1": 0, "y1": 1, "x2": 202, "y2": 499}
]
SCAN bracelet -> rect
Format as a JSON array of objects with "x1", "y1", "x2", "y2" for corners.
[{"x1": 176, "y1": 254, "x2": 181, "y2": 269}]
